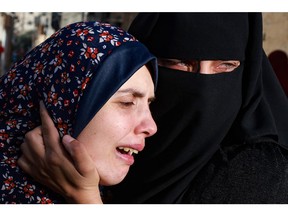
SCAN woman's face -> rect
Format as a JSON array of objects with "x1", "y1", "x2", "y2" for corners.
[{"x1": 76, "y1": 65, "x2": 157, "y2": 185}]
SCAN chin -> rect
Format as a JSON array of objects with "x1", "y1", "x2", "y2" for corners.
[{"x1": 100, "y1": 169, "x2": 129, "y2": 186}]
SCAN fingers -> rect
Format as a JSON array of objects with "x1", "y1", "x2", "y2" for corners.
[
  {"x1": 62, "y1": 135, "x2": 96, "y2": 176},
  {"x1": 18, "y1": 154, "x2": 32, "y2": 174},
  {"x1": 18, "y1": 153, "x2": 63, "y2": 194},
  {"x1": 21, "y1": 126, "x2": 45, "y2": 162},
  {"x1": 20, "y1": 126, "x2": 46, "y2": 182},
  {"x1": 18, "y1": 101, "x2": 101, "y2": 201},
  {"x1": 39, "y1": 101, "x2": 60, "y2": 150}
]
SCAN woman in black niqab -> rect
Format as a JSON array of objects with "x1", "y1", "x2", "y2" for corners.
[{"x1": 108, "y1": 13, "x2": 288, "y2": 203}]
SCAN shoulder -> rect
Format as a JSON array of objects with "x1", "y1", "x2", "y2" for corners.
[
  {"x1": 227, "y1": 141, "x2": 288, "y2": 173},
  {"x1": 184, "y1": 141, "x2": 288, "y2": 203}
]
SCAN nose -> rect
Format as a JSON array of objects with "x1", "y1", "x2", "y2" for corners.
[
  {"x1": 199, "y1": 61, "x2": 213, "y2": 74},
  {"x1": 136, "y1": 108, "x2": 157, "y2": 137}
]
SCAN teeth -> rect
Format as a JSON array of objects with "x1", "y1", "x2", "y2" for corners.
[{"x1": 118, "y1": 147, "x2": 139, "y2": 155}]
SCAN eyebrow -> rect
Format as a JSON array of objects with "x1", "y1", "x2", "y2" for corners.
[{"x1": 116, "y1": 88, "x2": 156, "y2": 102}]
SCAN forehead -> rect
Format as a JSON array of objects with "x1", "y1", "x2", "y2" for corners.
[{"x1": 117, "y1": 66, "x2": 154, "y2": 94}]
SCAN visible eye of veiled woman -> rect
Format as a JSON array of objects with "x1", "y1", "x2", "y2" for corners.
[{"x1": 214, "y1": 61, "x2": 240, "y2": 73}]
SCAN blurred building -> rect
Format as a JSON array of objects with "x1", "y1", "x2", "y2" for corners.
[
  {"x1": 0, "y1": 12, "x2": 137, "y2": 75},
  {"x1": 0, "y1": 13, "x2": 15, "y2": 74},
  {"x1": 263, "y1": 13, "x2": 288, "y2": 56}
]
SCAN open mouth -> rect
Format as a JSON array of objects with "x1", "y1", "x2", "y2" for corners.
[{"x1": 117, "y1": 147, "x2": 139, "y2": 156}]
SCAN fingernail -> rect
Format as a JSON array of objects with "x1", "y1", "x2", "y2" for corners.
[{"x1": 62, "y1": 135, "x2": 75, "y2": 144}]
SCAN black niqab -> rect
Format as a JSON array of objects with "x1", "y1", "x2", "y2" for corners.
[{"x1": 108, "y1": 13, "x2": 288, "y2": 203}]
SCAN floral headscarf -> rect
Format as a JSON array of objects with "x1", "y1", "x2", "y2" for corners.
[{"x1": 0, "y1": 21, "x2": 157, "y2": 203}]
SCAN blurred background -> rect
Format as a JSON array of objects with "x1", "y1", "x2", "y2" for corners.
[
  {"x1": 0, "y1": 12, "x2": 138, "y2": 75},
  {"x1": 0, "y1": 12, "x2": 287, "y2": 95}
]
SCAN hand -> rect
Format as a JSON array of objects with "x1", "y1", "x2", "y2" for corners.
[{"x1": 18, "y1": 101, "x2": 103, "y2": 204}]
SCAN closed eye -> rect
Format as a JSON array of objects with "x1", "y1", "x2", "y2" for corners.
[{"x1": 119, "y1": 101, "x2": 135, "y2": 108}]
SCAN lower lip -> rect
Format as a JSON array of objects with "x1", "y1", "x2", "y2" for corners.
[{"x1": 116, "y1": 150, "x2": 135, "y2": 166}]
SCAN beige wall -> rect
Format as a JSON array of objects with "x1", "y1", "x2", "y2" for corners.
[{"x1": 263, "y1": 12, "x2": 288, "y2": 56}]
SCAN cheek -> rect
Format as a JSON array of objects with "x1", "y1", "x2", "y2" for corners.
[
  {"x1": 77, "y1": 129, "x2": 104, "y2": 161},
  {"x1": 103, "y1": 115, "x2": 133, "y2": 141},
  {"x1": 100, "y1": 109, "x2": 135, "y2": 138},
  {"x1": 77, "y1": 113, "x2": 133, "y2": 160},
  {"x1": 76, "y1": 115, "x2": 108, "y2": 159}
]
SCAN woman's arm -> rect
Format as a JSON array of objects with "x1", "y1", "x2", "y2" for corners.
[{"x1": 18, "y1": 102, "x2": 102, "y2": 204}]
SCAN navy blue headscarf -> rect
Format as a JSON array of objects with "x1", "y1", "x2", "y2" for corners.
[{"x1": 0, "y1": 21, "x2": 157, "y2": 203}]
